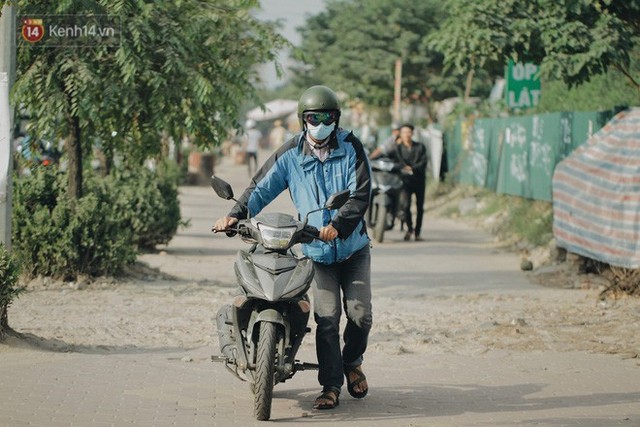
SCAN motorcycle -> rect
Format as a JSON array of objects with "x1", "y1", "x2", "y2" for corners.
[
  {"x1": 367, "y1": 157, "x2": 407, "y2": 243},
  {"x1": 209, "y1": 175, "x2": 350, "y2": 421}
]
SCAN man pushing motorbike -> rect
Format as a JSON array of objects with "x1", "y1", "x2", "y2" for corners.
[{"x1": 213, "y1": 85, "x2": 373, "y2": 410}]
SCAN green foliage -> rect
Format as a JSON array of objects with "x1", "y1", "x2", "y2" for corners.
[
  {"x1": 103, "y1": 0, "x2": 287, "y2": 161},
  {"x1": 12, "y1": 0, "x2": 287, "y2": 197},
  {"x1": 12, "y1": 168, "x2": 137, "y2": 279},
  {"x1": 429, "y1": 0, "x2": 640, "y2": 90},
  {"x1": 11, "y1": 163, "x2": 185, "y2": 279},
  {"x1": 0, "y1": 243, "x2": 23, "y2": 332},
  {"x1": 110, "y1": 164, "x2": 185, "y2": 250},
  {"x1": 537, "y1": 44, "x2": 640, "y2": 112},
  {"x1": 294, "y1": 0, "x2": 470, "y2": 108},
  {"x1": 427, "y1": 0, "x2": 510, "y2": 76}
]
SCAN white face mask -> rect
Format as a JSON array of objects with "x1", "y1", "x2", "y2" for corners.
[{"x1": 307, "y1": 122, "x2": 334, "y2": 141}]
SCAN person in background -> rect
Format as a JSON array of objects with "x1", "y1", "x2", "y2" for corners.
[
  {"x1": 395, "y1": 124, "x2": 427, "y2": 241},
  {"x1": 214, "y1": 85, "x2": 372, "y2": 411},
  {"x1": 370, "y1": 123, "x2": 427, "y2": 241},
  {"x1": 268, "y1": 119, "x2": 287, "y2": 150},
  {"x1": 243, "y1": 119, "x2": 262, "y2": 176},
  {"x1": 385, "y1": 123, "x2": 401, "y2": 145},
  {"x1": 368, "y1": 124, "x2": 400, "y2": 159}
]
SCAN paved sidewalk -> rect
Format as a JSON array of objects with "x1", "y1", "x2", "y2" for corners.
[
  {"x1": 1, "y1": 151, "x2": 639, "y2": 426},
  {"x1": 2, "y1": 341, "x2": 639, "y2": 426}
]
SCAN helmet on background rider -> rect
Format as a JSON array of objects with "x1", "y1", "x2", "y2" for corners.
[{"x1": 297, "y1": 85, "x2": 341, "y2": 137}]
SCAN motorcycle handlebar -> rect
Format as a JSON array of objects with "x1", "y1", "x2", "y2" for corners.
[
  {"x1": 214, "y1": 222, "x2": 322, "y2": 244},
  {"x1": 212, "y1": 228, "x2": 237, "y2": 237},
  {"x1": 212, "y1": 221, "x2": 246, "y2": 237},
  {"x1": 303, "y1": 224, "x2": 320, "y2": 238},
  {"x1": 298, "y1": 224, "x2": 320, "y2": 244}
]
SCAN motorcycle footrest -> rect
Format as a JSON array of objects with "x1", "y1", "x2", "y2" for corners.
[
  {"x1": 211, "y1": 355, "x2": 235, "y2": 364},
  {"x1": 294, "y1": 361, "x2": 319, "y2": 371}
]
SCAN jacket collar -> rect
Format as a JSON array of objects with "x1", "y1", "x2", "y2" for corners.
[{"x1": 299, "y1": 130, "x2": 346, "y2": 168}]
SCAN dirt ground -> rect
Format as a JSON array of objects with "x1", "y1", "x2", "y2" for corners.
[{"x1": 6, "y1": 187, "x2": 640, "y2": 366}]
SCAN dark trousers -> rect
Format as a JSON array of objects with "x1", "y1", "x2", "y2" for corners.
[
  {"x1": 400, "y1": 179, "x2": 426, "y2": 237},
  {"x1": 311, "y1": 245, "x2": 372, "y2": 394},
  {"x1": 246, "y1": 151, "x2": 258, "y2": 176}
]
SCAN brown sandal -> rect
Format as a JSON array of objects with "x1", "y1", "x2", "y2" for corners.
[
  {"x1": 313, "y1": 390, "x2": 340, "y2": 410},
  {"x1": 344, "y1": 365, "x2": 368, "y2": 398}
]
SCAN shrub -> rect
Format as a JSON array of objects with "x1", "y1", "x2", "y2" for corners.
[
  {"x1": 0, "y1": 243, "x2": 23, "y2": 338},
  {"x1": 473, "y1": 192, "x2": 553, "y2": 247},
  {"x1": 110, "y1": 163, "x2": 184, "y2": 250},
  {"x1": 12, "y1": 167, "x2": 137, "y2": 279},
  {"x1": 12, "y1": 162, "x2": 184, "y2": 279}
]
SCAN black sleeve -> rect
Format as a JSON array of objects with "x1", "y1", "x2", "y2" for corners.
[
  {"x1": 330, "y1": 132, "x2": 371, "y2": 238},
  {"x1": 413, "y1": 143, "x2": 428, "y2": 174}
]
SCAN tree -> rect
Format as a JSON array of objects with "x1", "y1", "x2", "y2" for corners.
[
  {"x1": 429, "y1": 0, "x2": 640, "y2": 92},
  {"x1": 537, "y1": 46, "x2": 640, "y2": 112},
  {"x1": 10, "y1": 0, "x2": 285, "y2": 198},
  {"x1": 293, "y1": 0, "x2": 470, "y2": 114}
]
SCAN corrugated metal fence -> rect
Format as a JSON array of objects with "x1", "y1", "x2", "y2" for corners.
[{"x1": 446, "y1": 110, "x2": 618, "y2": 201}]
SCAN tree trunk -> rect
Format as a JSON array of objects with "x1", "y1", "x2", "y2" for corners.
[
  {"x1": 104, "y1": 145, "x2": 113, "y2": 176},
  {"x1": 464, "y1": 69, "x2": 475, "y2": 103},
  {"x1": 0, "y1": 303, "x2": 8, "y2": 341},
  {"x1": 66, "y1": 114, "x2": 83, "y2": 199}
]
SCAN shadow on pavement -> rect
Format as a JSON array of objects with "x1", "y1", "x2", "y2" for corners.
[
  {"x1": 271, "y1": 383, "x2": 640, "y2": 423},
  {"x1": 4, "y1": 330, "x2": 193, "y2": 355}
]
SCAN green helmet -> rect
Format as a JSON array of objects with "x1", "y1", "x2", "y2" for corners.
[{"x1": 297, "y1": 85, "x2": 341, "y2": 129}]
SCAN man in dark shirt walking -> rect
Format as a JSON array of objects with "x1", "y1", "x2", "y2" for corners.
[
  {"x1": 370, "y1": 123, "x2": 427, "y2": 241},
  {"x1": 396, "y1": 124, "x2": 427, "y2": 241}
]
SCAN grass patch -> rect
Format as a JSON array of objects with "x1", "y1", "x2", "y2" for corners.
[
  {"x1": 431, "y1": 185, "x2": 554, "y2": 248},
  {"x1": 477, "y1": 193, "x2": 553, "y2": 246}
]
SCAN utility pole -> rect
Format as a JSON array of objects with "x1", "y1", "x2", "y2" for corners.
[
  {"x1": 0, "y1": 3, "x2": 16, "y2": 249},
  {"x1": 393, "y1": 57, "x2": 402, "y2": 124}
]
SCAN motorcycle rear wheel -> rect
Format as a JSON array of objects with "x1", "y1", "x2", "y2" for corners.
[{"x1": 254, "y1": 322, "x2": 277, "y2": 421}]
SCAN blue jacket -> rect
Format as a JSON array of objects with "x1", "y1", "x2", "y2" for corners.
[{"x1": 229, "y1": 129, "x2": 371, "y2": 264}]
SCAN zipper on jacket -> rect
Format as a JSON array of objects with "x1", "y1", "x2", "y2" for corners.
[{"x1": 332, "y1": 240, "x2": 338, "y2": 263}]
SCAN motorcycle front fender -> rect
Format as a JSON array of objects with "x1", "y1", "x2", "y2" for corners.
[
  {"x1": 249, "y1": 308, "x2": 286, "y2": 336},
  {"x1": 248, "y1": 308, "x2": 289, "y2": 353},
  {"x1": 247, "y1": 309, "x2": 289, "y2": 378},
  {"x1": 373, "y1": 192, "x2": 394, "y2": 208}
]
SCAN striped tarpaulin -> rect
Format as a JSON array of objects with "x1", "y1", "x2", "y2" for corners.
[{"x1": 552, "y1": 108, "x2": 640, "y2": 268}]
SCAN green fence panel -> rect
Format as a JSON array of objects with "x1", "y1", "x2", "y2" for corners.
[
  {"x1": 445, "y1": 121, "x2": 464, "y2": 182},
  {"x1": 485, "y1": 117, "x2": 507, "y2": 192},
  {"x1": 460, "y1": 118, "x2": 490, "y2": 187},
  {"x1": 448, "y1": 109, "x2": 616, "y2": 201},
  {"x1": 455, "y1": 118, "x2": 504, "y2": 191},
  {"x1": 566, "y1": 111, "x2": 616, "y2": 156},
  {"x1": 496, "y1": 115, "x2": 530, "y2": 198},
  {"x1": 495, "y1": 113, "x2": 565, "y2": 201}
]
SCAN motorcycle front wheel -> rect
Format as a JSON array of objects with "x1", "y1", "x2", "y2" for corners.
[
  {"x1": 254, "y1": 322, "x2": 277, "y2": 421},
  {"x1": 374, "y1": 204, "x2": 387, "y2": 243}
]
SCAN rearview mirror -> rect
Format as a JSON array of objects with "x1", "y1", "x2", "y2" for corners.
[
  {"x1": 324, "y1": 190, "x2": 350, "y2": 210},
  {"x1": 210, "y1": 176, "x2": 234, "y2": 200}
]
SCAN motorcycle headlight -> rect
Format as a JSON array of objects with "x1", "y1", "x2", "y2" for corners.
[
  {"x1": 372, "y1": 160, "x2": 395, "y2": 172},
  {"x1": 258, "y1": 224, "x2": 297, "y2": 250}
]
